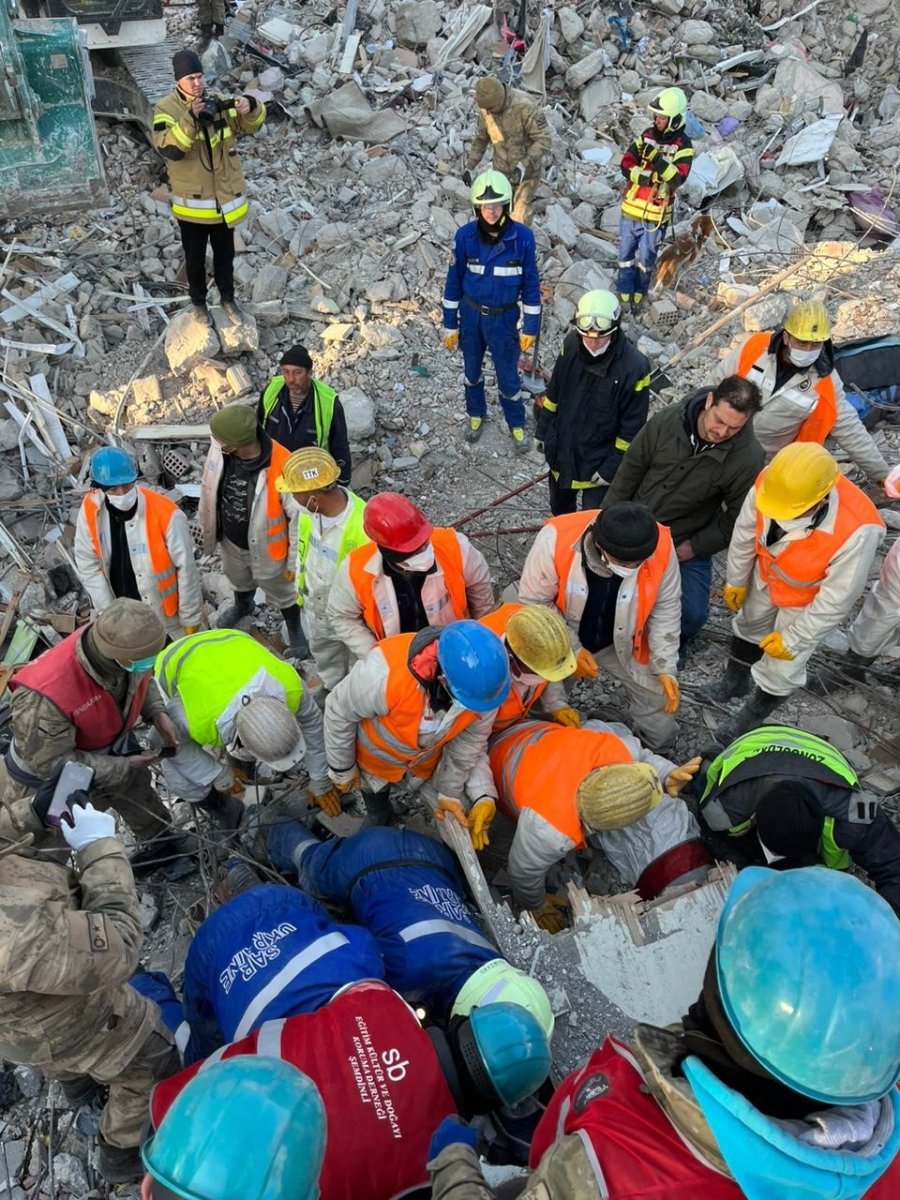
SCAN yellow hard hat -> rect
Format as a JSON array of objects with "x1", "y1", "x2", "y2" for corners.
[
  {"x1": 505, "y1": 605, "x2": 577, "y2": 683},
  {"x1": 576, "y1": 761, "x2": 663, "y2": 831},
  {"x1": 756, "y1": 443, "x2": 840, "y2": 521},
  {"x1": 275, "y1": 447, "x2": 341, "y2": 494},
  {"x1": 450, "y1": 959, "x2": 555, "y2": 1038},
  {"x1": 783, "y1": 300, "x2": 831, "y2": 343}
]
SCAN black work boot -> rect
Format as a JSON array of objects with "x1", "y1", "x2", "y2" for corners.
[
  {"x1": 280, "y1": 605, "x2": 310, "y2": 660},
  {"x1": 221, "y1": 298, "x2": 244, "y2": 321},
  {"x1": 59, "y1": 1076, "x2": 105, "y2": 1109},
  {"x1": 198, "y1": 23, "x2": 213, "y2": 49},
  {"x1": 361, "y1": 788, "x2": 395, "y2": 827},
  {"x1": 216, "y1": 590, "x2": 256, "y2": 629},
  {"x1": 129, "y1": 829, "x2": 195, "y2": 878},
  {"x1": 192, "y1": 301, "x2": 212, "y2": 327},
  {"x1": 198, "y1": 786, "x2": 246, "y2": 837},
  {"x1": 714, "y1": 687, "x2": 784, "y2": 747},
  {"x1": 699, "y1": 637, "x2": 763, "y2": 703},
  {"x1": 97, "y1": 1138, "x2": 143, "y2": 1184}
]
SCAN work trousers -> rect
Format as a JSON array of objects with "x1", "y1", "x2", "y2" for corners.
[
  {"x1": 459, "y1": 304, "x2": 525, "y2": 429},
  {"x1": 306, "y1": 608, "x2": 352, "y2": 690},
  {"x1": 679, "y1": 556, "x2": 713, "y2": 644},
  {"x1": 849, "y1": 538, "x2": 900, "y2": 658},
  {"x1": 197, "y1": 0, "x2": 226, "y2": 27},
  {"x1": 97, "y1": 1031, "x2": 181, "y2": 1148},
  {"x1": 220, "y1": 536, "x2": 297, "y2": 609},
  {"x1": 617, "y1": 215, "x2": 667, "y2": 298},
  {"x1": 595, "y1": 645, "x2": 676, "y2": 751},
  {"x1": 732, "y1": 573, "x2": 815, "y2": 696},
  {"x1": 548, "y1": 476, "x2": 607, "y2": 516},
  {"x1": 178, "y1": 218, "x2": 234, "y2": 306}
]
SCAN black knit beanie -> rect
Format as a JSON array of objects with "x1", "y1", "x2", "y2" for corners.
[
  {"x1": 173, "y1": 49, "x2": 203, "y2": 80},
  {"x1": 280, "y1": 345, "x2": 313, "y2": 369},
  {"x1": 756, "y1": 784, "x2": 821, "y2": 858},
  {"x1": 592, "y1": 503, "x2": 659, "y2": 562}
]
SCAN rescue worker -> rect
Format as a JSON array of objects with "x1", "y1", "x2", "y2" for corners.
[
  {"x1": 478, "y1": 602, "x2": 578, "y2": 733},
  {"x1": 463, "y1": 77, "x2": 552, "y2": 225},
  {"x1": 716, "y1": 299, "x2": 890, "y2": 483},
  {"x1": 442, "y1": 170, "x2": 541, "y2": 450},
  {"x1": 698, "y1": 724, "x2": 900, "y2": 913},
  {"x1": 605, "y1": 376, "x2": 764, "y2": 645},
  {"x1": 518, "y1": 502, "x2": 682, "y2": 750},
  {"x1": 489, "y1": 719, "x2": 705, "y2": 929},
  {"x1": 274, "y1": 448, "x2": 368, "y2": 690},
  {"x1": 264, "y1": 823, "x2": 554, "y2": 1029},
  {"x1": 0, "y1": 599, "x2": 175, "y2": 853},
  {"x1": 706, "y1": 442, "x2": 885, "y2": 742},
  {"x1": 844, "y1": 536, "x2": 900, "y2": 678},
  {"x1": 327, "y1": 491, "x2": 494, "y2": 662},
  {"x1": 429, "y1": 868, "x2": 900, "y2": 1200},
  {"x1": 197, "y1": 0, "x2": 225, "y2": 50},
  {"x1": 0, "y1": 796, "x2": 180, "y2": 1183},
  {"x1": 324, "y1": 621, "x2": 509, "y2": 831},
  {"x1": 141, "y1": 1058, "x2": 325, "y2": 1200},
  {"x1": 152, "y1": 50, "x2": 265, "y2": 325},
  {"x1": 74, "y1": 447, "x2": 204, "y2": 640},
  {"x1": 197, "y1": 404, "x2": 304, "y2": 656},
  {"x1": 150, "y1": 983, "x2": 551, "y2": 1200},
  {"x1": 617, "y1": 87, "x2": 694, "y2": 314},
  {"x1": 536, "y1": 290, "x2": 652, "y2": 515},
  {"x1": 153, "y1": 629, "x2": 335, "y2": 827},
  {"x1": 257, "y1": 344, "x2": 351, "y2": 481}
]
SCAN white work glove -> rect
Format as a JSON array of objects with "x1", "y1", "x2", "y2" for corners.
[{"x1": 61, "y1": 802, "x2": 116, "y2": 852}]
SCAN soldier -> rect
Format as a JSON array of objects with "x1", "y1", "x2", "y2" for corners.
[{"x1": 464, "y1": 77, "x2": 551, "y2": 225}]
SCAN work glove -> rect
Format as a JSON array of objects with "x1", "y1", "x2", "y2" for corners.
[
  {"x1": 434, "y1": 795, "x2": 468, "y2": 830},
  {"x1": 308, "y1": 781, "x2": 342, "y2": 818},
  {"x1": 328, "y1": 767, "x2": 361, "y2": 794},
  {"x1": 759, "y1": 631, "x2": 795, "y2": 661},
  {"x1": 443, "y1": 331, "x2": 459, "y2": 351},
  {"x1": 531, "y1": 893, "x2": 568, "y2": 934},
  {"x1": 461, "y1": 169, "x2": 473, "y2": 187},
  {"x1": 548, "y1": 707, "x2": 581, "y2": 727},
  {"x1": 723, "y1": 584, "x2": 748, "y2": 613},
  {"x1": 574, "y1": 648, "x2": 598, "y2": 678},
  {"x1": 428, "y1": 1115, "x2": 480, "y2": 1162},
  {"x1": 467, "y1": 797, "x2": 496, "y2": 851},
  {"x1": 183, "y1": 624, "x2": 201, "y2": 635},
  {"x1": 657, "y1": 674, "x2": 680, "y2": 714},
  {"x1": 520, "y1": 333, "x2": 536, "y2": 352},
  {"x1": 666, "y1": 756, "x2": 702, "y2": 798},
  {"x1": 61, "y1": 802, "x2": 116, "y2": 852},
  {"x1": 883, "y1": 464, "x2": 900, "y2": 498}
]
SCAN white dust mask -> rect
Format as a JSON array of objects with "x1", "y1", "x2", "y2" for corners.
[
  {"x1": 106, "y1": 488, "x2": 138, "y2": 511},
  {"x1": 788, "y1": 346, "x2": 820, "y2": 369},
  {"x1": 583, "y1": 338, "x2": 611, "y2": 357},
  {"x1": 605, "y1": 557, "x2": 640, "y2": 579},
  {"x1": 399, "y1": 545, "x2": 435, "y2": 573}
]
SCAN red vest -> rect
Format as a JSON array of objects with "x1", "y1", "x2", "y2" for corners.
[
  {"x1": 151, "y1": 981, "x2": 456, "y2": 1200},
  {"x1": 9, "y1": 626, "x2": 148, "y2": 751}
]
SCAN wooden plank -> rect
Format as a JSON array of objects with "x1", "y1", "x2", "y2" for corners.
[{"x1": 0, "y1": 592, "x2": 21, "y2": 653}]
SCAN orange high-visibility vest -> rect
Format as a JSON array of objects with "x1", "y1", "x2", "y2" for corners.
[
  {"x1": 265, "y1": 440, "x2": 291, "y2": 563},
  {"x1": 356, "y1": 632, "x2": 479, "y2": 783},
  {"x1": 83, "y1": 487, "x2": 180, "y2": 619},
  {"x1": 345, "y1": 527, "x2": 467, "y2": 642},
  {"x1": 736, "y1": 331, "x2": 838, "y2": 444},
  {"x1": 478, "y1": 602, "x2": 548, "y2": 732},
  {"x1": 549, "y1": 510, "x2": 671, "y2": 665},
  {"x1": 754, "y1": 474, "x2": 884, "y2": 608},
  {"x1": 489, "y1": 720, "x2": 634, "y2": 848}
]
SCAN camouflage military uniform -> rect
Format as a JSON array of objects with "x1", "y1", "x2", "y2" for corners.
[
  {"x1": 0, "y1": 841, "x2": 179, "y2": 1148},
  {"x1": 197, "y1": 0, "x2": 226, "y2": 34},
  {"x1": 466, "y1": 86, "x2": 552, "y2": 225}
]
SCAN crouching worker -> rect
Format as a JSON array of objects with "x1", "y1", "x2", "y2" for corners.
[
  {"x1": 0, "y1": 796, "x2": 179, "y2": 1184},
  {"x1": 489, "y1": 719, "x2": 707, "y2": 930},
  {"x1": 429, "y1": 869, "x2": 900, "y2": 1199}
]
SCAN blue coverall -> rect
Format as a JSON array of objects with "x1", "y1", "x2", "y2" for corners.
[
  {"x1": 268, "y1": 824, "x2": 499, "y2": 1016},
  {"x1": 442, "y1": 218, "x2": 542, "y2": 430}
]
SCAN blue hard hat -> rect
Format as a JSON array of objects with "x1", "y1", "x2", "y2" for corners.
[
  {"x1": 90, "y1": 446, "x2": 138, "y2": 487},
  {"x1": 437, "y1": 620, "x2": 511, "y2": 713},
  {"x1": 716, "y1": 867, "x2": 900, "y2": 1105},
  {"x1": 466, "y1": 1002, "x2": 551, "y2": 1107},
  {"x1": 142, "y1": 1056, "x2": 326, "y2": 1200}
]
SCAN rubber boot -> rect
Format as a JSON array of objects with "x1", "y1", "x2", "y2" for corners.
[
  {"x1": 216, "y1": 589, "x2": 256, "y2": 629},
  {"x1": 280, "y1": 604, "x2": 310, "y2": 659},
  {"x1": 97, "y1": 1139, "x2": 143, "y2": 1184},
  {"x1": 198, "y1": 786, "x2": 246, "y2": 837},
  {"x1": 714, "y1": 687, "x2": 784, "y2": 748},
  {"x1": 699, "y1": 637, "x2": 762, "y2": 703},
  {"x1": 361, "y1": 788, "x2": 395, "y2": 827}
]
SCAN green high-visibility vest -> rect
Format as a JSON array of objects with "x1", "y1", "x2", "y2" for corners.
[
  {"x1": 295, "y1": 489, "x2": 369, "y2": 600},
  {"x1": 155, "y1": 630, "x2": 302, "y2": 747},
  {"x1": 261, "y1": 376, "x2": 337, "y2": 449},
  {"x1": 819, "y1": 817, "x2": 851, "y2": 871}
]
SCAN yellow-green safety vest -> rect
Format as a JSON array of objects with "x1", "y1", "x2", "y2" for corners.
[
  {"x1": 261, "y1": 377, "x2": 337, "y2": 448},
  {"x1": 295, "y1": 490, "x2": 369, "y2": 600}
]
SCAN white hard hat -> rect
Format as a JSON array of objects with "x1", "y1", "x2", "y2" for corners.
[{"x1": 235, "y1": 697, "x2": 304, "y2": 772}]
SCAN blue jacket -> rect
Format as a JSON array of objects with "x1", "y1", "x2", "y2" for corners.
[
  {"x1": 442, "y1": 219, "x2": 542, "y2": 336},
  {"x1": 298, "y1": 828, "x2": 499, "y2": 1015},
  {"x1": 181, "y1": 885, "x2": 384, "y2": 1063}
]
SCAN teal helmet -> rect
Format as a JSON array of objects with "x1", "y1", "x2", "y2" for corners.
[
  {"x1": 457, "y1": 1002, "x2": 552, "y2": 1107},
  {"x1": 437, "y1": 620, "x2": 511, "y2": 713},
  {"x1": 91, "y1": 445, "x2": 138, "y2": 487},
  {"x1": 142, "y1": 1057, "x2": 326, "y2": 1200},
  {"x1": 716, "y1": 867, "x2": 900, "y2": 1105}
]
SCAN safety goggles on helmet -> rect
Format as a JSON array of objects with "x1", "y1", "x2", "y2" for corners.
[{"x1": 574, "y1": 313, "x2": 618, "y2": 334}]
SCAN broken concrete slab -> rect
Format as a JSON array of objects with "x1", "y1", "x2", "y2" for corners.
[
  {"x1": 164, "y1": 311, "x2": 221, "y2": 372},
  {"x1": 341, "y1": 386, "x2": 377, "y2": 440},
  {"x1": 394, "y1": 0, "x2": 442, "y2": 48},
  {"x1": 211, "y1": 308, "x2": 260, "y2": 357}
]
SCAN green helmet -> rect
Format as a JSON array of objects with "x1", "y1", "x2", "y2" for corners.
[
  {"x1": 471, "y1": 169, "x2": 512, "y2": 209},
  {"x1": 574, "y1": 290, "x2": 622, "y2": 335},
  {"x1": 649, "y1": 86, "x2": 687, "y2": 131},
  {"x1": 451, "y1": 959, "x2": 555, "y2": 1038}
]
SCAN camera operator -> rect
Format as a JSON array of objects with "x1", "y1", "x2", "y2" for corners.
[{"x1": 153, "y1": 49, "x2": 266, "y2": 326}]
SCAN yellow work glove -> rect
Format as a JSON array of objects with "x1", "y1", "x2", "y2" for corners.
[
  {"x1": 723, "y1": 584, "x2": 748, "y2": 613},
  {"x1": 548, "y1": 707, "x2": 581, "y2": 727},
  {"x1": 283, "y1": 568, "x2": 295, "y2": 583},
  {"x1": 759, "y1": 631, "x2": 795, "y2": 661},
  {"x1": 308, "y1": 783, "x2": 342, "y2": 818},
  {"x1": 183, "y1": 624, "x2": 200, "y2": 635},
  {"x1": 435, "y1": 796, "x2": 468, "y2": 830},
  {"x1": 328, "y1": 767, "x2": 360, "y2": 795},
  {"x1": 574, "y1": 648, "x2": 598, "y2": 679},
  {"x1": 666, "y1": 756, "x2": 702, "y2": 798},
  {"x1": 467, "y1": 798, "x2": 496, "y2": 851},
  {"x1": 520, "y1": 333, "x2": 536, "y2": 352},
  {"x1": 531, "y1": 894, "x2": 568, "y2": 934},
  {"x1": 443, "y1": 331, "x2": 459, "y2": 351},
  {"x1": 658, "y1": 674, "x2": 680, "y2": 714}
]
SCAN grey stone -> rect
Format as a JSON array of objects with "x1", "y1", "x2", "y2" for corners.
[
  {"x1": 13, "y1": 1066, "x2": 42, "y2": 1099},
  {"x1": 212, "y1": 307, "x2": 260, "y2": 357},
  {"x1": 391, "y1": 456, "x2": 419, "y2": 470},
  {"x1": 359, "y1": 322, "x2": 404, "y2": 350},
  {"x1": 395, "y1": 0, "x2": 441, "y2": 48},
  {"x1": 164, "y1": 310, "x2": 221, "y2": 371},
  {"x1": 801, "y1": 715, "x2": 860, "y2": 754},
  {"x1": 689, "y1": 91, "x2": 728, "y2": 123},
  {"x1": 678, "y1": 19, "x2": 716, "y2": 44},
  {"x1": 52, "y1": 1154, "x2": 89, "y2": 1196},
  {"x1": 341, "y1": 386, "x2": 377, "y2": 440},
  {"x1": 361, "y1": 154, "x2": 400, "y2": 187},
  {"x1": 545, "y1": 204, "x2": 580, "y2": 248},
  {"x1": 558, "y1": 8, "x2": 584, "y2": 43},
  {"x1": 315, "y1": 222, "x2": 354, "y2": 251},
  {"x1": 251, "y1": 264, "x2": 289, "y2": 304},
  {"x1": 0, "y1": 419, "x2": 19, "y2": 452},
  {"x1": 0, "y1": 1140, "x2": 25, "y2": 1193},
  {"x1": 580, "y1": 77, "x2": 619, "y2": 122},
  {"x1": 566, "y1": 49, "x2": 609, "y2": 91}
]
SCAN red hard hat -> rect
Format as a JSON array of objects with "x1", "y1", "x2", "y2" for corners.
[{"x1": 363, "y1": 492, "x2": 433, "y2": 552}]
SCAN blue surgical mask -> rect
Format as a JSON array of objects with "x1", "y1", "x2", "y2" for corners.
[{"x1": 121, "y1": 655, "x2": 157, "y2": 674}]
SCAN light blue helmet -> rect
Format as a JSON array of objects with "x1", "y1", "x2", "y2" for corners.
[
  {"x1": 437, "y1": 620, "x2": 511, "y2": 713},
  {"x1": 459, "y1": 1002, "x2": 551, "y2": 1107},
  {"x1": 716, "y1": 867, "x2": 900, "y2": 1105},
  {"x1": 142, "y1": 1057, "x2": 326, "y2": 1200},
  {"x1": 90, "y1": 446, "x2": 138, "y2": 487}
]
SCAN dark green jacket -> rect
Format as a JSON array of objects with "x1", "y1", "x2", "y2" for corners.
[{"x1": 604, "y1": 389, "x2": 764, "y2": 558}]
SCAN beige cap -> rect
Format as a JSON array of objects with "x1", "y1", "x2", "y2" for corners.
[{"x1": 91, "y1": 599, "x2": 166, "y2": 664}]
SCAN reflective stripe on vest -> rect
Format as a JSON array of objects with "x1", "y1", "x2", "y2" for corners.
[
  {"x1": 396, "y1": 919, "x2": 495, "y2": 951},
  {"x1": 83, "y1": 489, "x2": 180, "y2": 619},
  {"x1": 478, "y1": 602, "x2": 547, "y2": 732},
  {"x1": 356, "y1": 633, "x2": 478, "y2": 783},
  {"x1": 736, "y1": 332, "x2": 838, "y2": 444},
  {"x1": 171, "y1": 194, "x2": 249, "y2": 226},
  {"x1": 295, "y1": 491, "x2": 368, "y2": 598},
  {"x1": 753, "y1": 475, "x2": 884, "y2": 607},
  {"x1": 260, "y1": 376, "x2": 338, "y2": 449},
  {"x1": 233, "y1": 931, "x2": 349, "y2": 1039},
  {"x1": 621, "y1": 180, "x2": 673, "y2": 225},
  {"x1": 549, "y1": 510, "x2": 671, "y2": 664},
  {"x1": 265, "y1": 440, "x2": 291, "y2": 563},
  {"x1": 700, "y1": 724, "x2": 858, "y2": 805}
]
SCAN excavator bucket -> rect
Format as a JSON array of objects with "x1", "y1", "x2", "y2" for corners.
[{"x1": 0, "y1": 8, "x2": 107, "y2": 219}]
